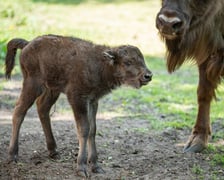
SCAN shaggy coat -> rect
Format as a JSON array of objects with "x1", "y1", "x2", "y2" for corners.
[{"x1": 156, "y1": 0, "x2": 224, "y2": 152}]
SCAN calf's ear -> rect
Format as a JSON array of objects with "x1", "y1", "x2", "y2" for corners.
[{"x1": 103, "y1": 50, "x2": 117, "y2": 65}]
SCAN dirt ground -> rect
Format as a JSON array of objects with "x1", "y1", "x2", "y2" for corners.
[{"x1": 0, "y1": 76, "x2": 224, "y2": 180}]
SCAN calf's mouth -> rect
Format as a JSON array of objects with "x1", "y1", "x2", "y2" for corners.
[{"x1": 133, "y1": 72, "x2": 153, "y2": 88}]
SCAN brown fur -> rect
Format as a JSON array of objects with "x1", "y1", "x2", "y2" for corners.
[
  {"x1": 156, "y1": 0, "x2": 224, "y2": 152},
  {"x1": 5, "y1": 38, "x2": 28, "y2": 79},
  {"x1": 5, "y1": 34, "x2": 152, "y2": 176}
]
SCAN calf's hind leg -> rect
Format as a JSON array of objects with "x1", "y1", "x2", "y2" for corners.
[
  {"x1": 36, "y1": 89, "x2": 60, "y2": 158},
  {"x1": 8, "y1": 78, "x2": 42, "y2": 162}
]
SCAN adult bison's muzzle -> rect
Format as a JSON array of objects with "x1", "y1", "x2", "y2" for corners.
[{"x1": 156, "y1": 9, "x2": 187, "y2": 40}]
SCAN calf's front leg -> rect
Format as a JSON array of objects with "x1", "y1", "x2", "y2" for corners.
[
  {"x1": 87, "y1": 100, "x2": 104, "y2": 173},
  {"x1": 184, "y1": 62, "x2": 217, "y2": 152},
  {"x1": 67, "y1": 95, "x2": 90, "y2": 177}
]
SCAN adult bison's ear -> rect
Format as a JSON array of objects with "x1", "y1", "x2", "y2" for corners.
[{"x1": 103, "y1": 50, "x2": 117, "y2": 65}]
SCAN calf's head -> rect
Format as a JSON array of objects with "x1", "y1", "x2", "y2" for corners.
[
  {"x1": 156, "y1": 0, "x2": 216, "y2": 40},
  {"x1": 103, "y1": 45, "x2": 152, "y2": 88}
]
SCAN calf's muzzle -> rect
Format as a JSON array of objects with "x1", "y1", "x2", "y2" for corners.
[{"x1": 140, "y1": 69, "x2": 153, "y2": 85}]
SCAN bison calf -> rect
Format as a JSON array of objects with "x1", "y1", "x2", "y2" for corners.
[{"x1": 5, "y1": 34, "x2": 152, "y2": 177}]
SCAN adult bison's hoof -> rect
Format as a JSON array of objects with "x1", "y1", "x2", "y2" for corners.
[{"x1": 183, "y1": 134, "x2": 207, "y2": 153}]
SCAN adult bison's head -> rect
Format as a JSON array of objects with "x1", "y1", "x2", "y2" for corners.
[{"x1": 156, "y1": 0, "x2": 215, "y2": 40}]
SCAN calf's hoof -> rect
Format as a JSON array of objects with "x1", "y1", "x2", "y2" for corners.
[
  {"x1": 76, "y1": 169, "x2": 89, "y2": 178},
  {"x1": 8, "y1": 153, "x2": 18, "y2": 163},
  {"x1": 183, "y1": 134, "x2": 208, "y2": 153},
  {"x1": 7, "y1": 158, "x2": 17, "y2": 164},
  {"x1": 49, "y1": 151, "x2": 60, "y2": 160},
  {"x1": 92, "y1": 165, "x2": 105, "y2": 174}
]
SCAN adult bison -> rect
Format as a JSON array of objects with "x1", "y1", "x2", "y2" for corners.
[
  {"x1": 156, "y1": 0, "x2": 224, "y2": 152},
  {"x1": 5, "y1": 34, "x2": 152, "y2": 177}
]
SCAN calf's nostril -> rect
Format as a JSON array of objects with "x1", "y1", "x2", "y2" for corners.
[{"x1": 143, "y1": 73, "x2": 152, "y2": 81}]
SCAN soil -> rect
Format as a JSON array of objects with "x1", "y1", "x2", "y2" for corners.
[{"x1": 0, "y1": 76, "x2": 224, "y2": 180}]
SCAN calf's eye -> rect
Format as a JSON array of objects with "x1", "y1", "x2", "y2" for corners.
[{"x1": 124, "y1": 61, "x2": 132, "y2": 66}]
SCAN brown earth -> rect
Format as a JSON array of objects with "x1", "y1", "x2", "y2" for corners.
[{"x1": 0, "y1": 76, "x2": 224, "y2": 180}]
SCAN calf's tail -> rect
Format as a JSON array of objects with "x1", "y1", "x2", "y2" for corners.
[{"x1": 5, "y1": 38, "x2": 29, "y2": 79}]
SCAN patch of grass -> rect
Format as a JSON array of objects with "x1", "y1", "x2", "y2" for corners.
[
  {"x1": 212, "y1": 131, "x2": 224, "y2": 142},
  {"x1": 206, "y1": 144, "x2": 217, "y2": 152},
  {"x1": 192, "y1": 164, "x2": 204, "y2": 175},
  {"x1": 203, "y1": 144, "x2": 224, "y2": 176},
  {"x1": 207, "y1": 146, "x2": 224, "y2": 167},
  {"x1": 212, "y1": 154, "x2": 224, "y2": 167},
  {"x1": 190, "y1": 145, "x2": 224, "y2": 179},
  {"x1": 132, "y1": 127, "x2": 149, "y2": 133}
]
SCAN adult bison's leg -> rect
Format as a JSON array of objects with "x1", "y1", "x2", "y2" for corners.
[
  {"x1": 67, "y1": 94, "x2": 90, "y2": 177},
  {"x1": 87, "y1": 100, "x2": 104, "y2": 173},
  {"x1": 36, "y1": 89, "x2": 60, "y2": 158},
  {"x1": 184, "y1": 62, "x2": 217, "y2": 152},
  {"x1": 8, "y1": 78, "x2": 42, "y2": 162}
]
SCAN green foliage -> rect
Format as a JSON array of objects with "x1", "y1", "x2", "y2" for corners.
[{"x1": 0, "y1": 8, "x2": 15, "y2": 18}]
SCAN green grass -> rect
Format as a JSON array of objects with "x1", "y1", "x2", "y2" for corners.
[
  {"x1": 192, "y1": 164, "x2": 204, "y2": 177},
  {"x1": 206, "y1": 145, "x2": 224, "y2": 167}
]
